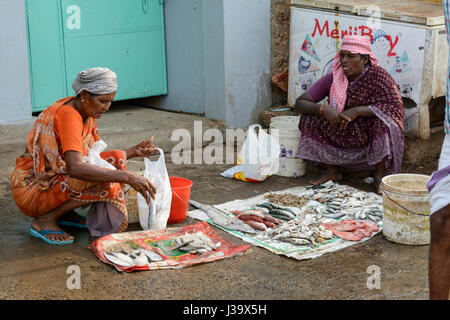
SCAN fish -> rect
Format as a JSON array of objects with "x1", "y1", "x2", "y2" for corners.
[
  {"x1": 242, "y1": 219, "x2": 267, "y2": 231},
  {"x1": 324, "y1": 207, "x2": 337, "y2": 214},
  {"x1": 139, "y1": 248, "x2": 163, "y2": 262},
  {"x1": 268, "y1": 213, "x2": 291, "y2": 221},
  {"x1": 309, "y1": 185, "x2": 326, "y2": 190},
  {"x1": 241, "y1": 209, "x2": 266, "y2": 219},
  {"x1": 128, "y1": 250, "x2": 149, "y2": 266},
  {"x1": 252, "y1": 207, "x2": 270, "y2": 215},
  {"x1": 256, "y1": 202, "x2": 274, "y2": 210},
  {"x1": 322, "y1": 211, "x2": 346, "y2": 219},
  {"x1": 189, "y1": 200, "x2": 256, "y2": 234},
  {"x1": 270, "y1": 208, "x2": 296, "y2": 219},
  {"x1": 319, "y1": 229, "x2": 334, "y2": 239},
  {"x1": 327, "y1": 204, "x2": 341, "y2": 210},
  {"x1": 271, "y1": 231, "x2": 291, "y2": 240},
  {"x1": 268, "y1": 203, "x2": 296, "y2": 214},
  {"x1": 285, "y1": 238, "x2": 313, "y2": 246},
  {"x1": 269, "y1": 210, "x2": 295, "y2": 221},
  {"x1": 103, "y1": 251, "x2": 134, "y2": 267}
]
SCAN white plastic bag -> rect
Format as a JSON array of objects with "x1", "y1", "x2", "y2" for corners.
[
  {"x1": 83, "y1": 140, "x2": 116, "y2": 170},
  {"x1": 221, "y1": 124, "x2": 280, "y2": 182},
  {"x1": 137, "y1": 148, "x2": 172, "y2": 230}
]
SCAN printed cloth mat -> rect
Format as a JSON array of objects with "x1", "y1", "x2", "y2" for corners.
[
  {"x1": 188, "y1": 183, "x2": 383, "y2": 261},
  {"x1": 89, "y1": 221, "x2": 251, "y2": 272}
]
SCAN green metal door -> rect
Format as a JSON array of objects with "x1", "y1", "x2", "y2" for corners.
[{"x1": 26, "y1": 0, "x2": 167, "y2": 112}]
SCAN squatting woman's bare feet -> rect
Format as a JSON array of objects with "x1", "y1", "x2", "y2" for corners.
[
  {"x1": 309, "y1": 165, "x2": 343, "y2": 185},
  {"x1": 374, "y1": 158, "x2": 387, "y2": 195},
  {"x1": 374, "y1": 175, "x2": 383, "y2": 195}
]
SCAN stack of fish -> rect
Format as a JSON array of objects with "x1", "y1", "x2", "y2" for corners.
[
  {"x1": 103, "y1": 247, "x2": 163, "y2": 267},
  {"x1": 303, "y1": 183, "x2": 384, "y2": 226},
  {"x1": 347, "y1": 205, "x2": 383, "y2": 223},
  {"x1": 231, "y1": 208, "x2": 282, "y2": 231},
  {"x1": 171, "y1": 231, "x2": 222, "y2": 254},
  {"x1": 259, "y1": 214, "x2": 334, "y2": 247},
  {"x1": 321, "y1": 198, "x2": 347, "y2": 219},
  {"x1": 256, "y1": 202, "x2": 297, "y2": 221}
]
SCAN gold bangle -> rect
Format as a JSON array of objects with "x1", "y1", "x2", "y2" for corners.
[{"x1": 319, "y1": 104, "x2": 326, "y2": 116}]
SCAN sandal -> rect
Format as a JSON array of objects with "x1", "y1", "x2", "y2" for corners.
[
  {"x1": 30, "y1": 227, "x2": 74, "y2": 245},
  {"x1": 57, "y1": 213, "x2": 88, "y2": 229}
]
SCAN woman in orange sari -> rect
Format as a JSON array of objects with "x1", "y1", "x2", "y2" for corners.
[{"x1": 10, "y1": 67, "x2": 157, "y2": 244}]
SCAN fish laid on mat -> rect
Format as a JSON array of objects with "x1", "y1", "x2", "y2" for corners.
[
  {"x1": 103, "y1": 250, "x2": 149, "y2": 267},
  {"x1": 322, "y1": 220, "x2": 379, "y2": 242},
  {"x1": 189, "y1": 200, "x2": 256, "y2": 234}
]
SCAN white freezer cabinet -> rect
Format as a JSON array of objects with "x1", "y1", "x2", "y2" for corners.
[{"x1": 288, "y1": 2, "x2": 448, "y2": 139}]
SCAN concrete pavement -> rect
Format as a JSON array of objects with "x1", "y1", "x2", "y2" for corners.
[{"x1": 0, "y1": 101, "x2": 433, "y2": 300}]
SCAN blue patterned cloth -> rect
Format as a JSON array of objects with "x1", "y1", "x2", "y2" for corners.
[{"x1": 444, "y1": 0, "x2": 450, "y2": 134}]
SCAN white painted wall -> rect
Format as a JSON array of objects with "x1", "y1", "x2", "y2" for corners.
[
  {"x1": 223, "y1": 0, "x2": 272, "y2": 128},
  {"x1": 160, "y1": 0, "x2": 206, "y2": 114},
  {"x1": 159, "y1": 0, "x2": 271, "y2": 128},
  {"x1": 0, "y1": 0, "x2": 32, "y2": 123}
]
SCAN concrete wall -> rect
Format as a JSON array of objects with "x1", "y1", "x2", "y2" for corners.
[
  {"x1": 223, "y1": 0, "x2": 271, "y2": 128},
  {"x1": 0, "y1": 0, "x2": 272, "y2": 130},
  {"x1": 160, "y1": 0, "x2": 206, "y2": 114},
  {"x1": 0, "y1": 0, "x2": 32, "y2": 124},
  {"x1": 203, "y1": 0, "x2": 226, "y2": 122},
  {"x1": 156, "y1": 0, "x2": 272, "y2": 128}
]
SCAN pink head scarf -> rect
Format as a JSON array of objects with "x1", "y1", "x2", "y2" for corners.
[{"x1": 329, "y1": 35, "x2": 379, "y2": 111}]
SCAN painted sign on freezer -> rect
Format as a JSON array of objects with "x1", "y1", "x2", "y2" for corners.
[{"x1": 288, "y1": 7, "x2": 426, "y2": 106}]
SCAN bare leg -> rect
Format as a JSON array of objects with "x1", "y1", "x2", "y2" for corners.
[
  {"x1": 31, "y1": 200, "x2": 85, "y2": 242},
  {"x1": 309, "y1": 164, "x2": 343, "y2": 185},
  {"x1": 374, "y1": 157, "x2": 387, "y2": 194},
  {"x1": 429, "y1": 205, "x2": 450, "y2": 300}
]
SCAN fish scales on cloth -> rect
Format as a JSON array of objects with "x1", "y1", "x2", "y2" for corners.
[
  {"x1": 187, "y1": 181, "x2": 383, "y2": 261},
  {"x1": 89, "y1": 221, "x2": 251, "y2": 272}
]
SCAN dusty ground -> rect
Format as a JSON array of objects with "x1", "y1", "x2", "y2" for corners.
[
  {"x1": 0, "y1": 103, "x2": 436, "y2": 301},
  {"x1": 0, "y1": 161, "x2": 432, "y2": 300}
]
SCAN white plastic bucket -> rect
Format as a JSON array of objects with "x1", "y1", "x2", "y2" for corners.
[
  {"x1": 270, "y1": 116, "x2": 301, "y2": 158},
  {"x1": 277, "y1": 157, "x2": 305, "y2": 177},
  {"x1": 379, "y1": 174, "x2": 431, "y2": 245}
]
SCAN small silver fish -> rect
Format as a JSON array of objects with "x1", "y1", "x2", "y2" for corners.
[
  {"x1": 129, "y1": 250, "x2": 149, "y2": 266},
  {"x1": 327, "y1": 204, "x2": 341, "y2": 210},
  {"x1": 139, "y1": 248, "x2": 163, "y2": 262},
  {"x1": 322, "y1": 211, "x2": 346, "y2": 219},
  {"x1": 103, "y1": 251, "x2": 134, "y2": 267},
  {"x1": 285, "y1": 238, "x2": 314, "y2": 247}
]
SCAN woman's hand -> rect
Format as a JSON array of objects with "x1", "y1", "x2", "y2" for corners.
[
  {"x1": 126, "y1": 172, "x2": 157, "y2": 205},
  {"x1": 340, "y1": 107, "x2": 375, "y2": 130},
  {"x1": 126, "y1": 136, "x2": 159, "y2": 159},
  {"x1": 64, "y1": 150, "x2": 156, "y2": 205},
  {"x1": 341, "y1": 108, "x2": 360, "y2": 122},
  {"x1": 339, "y1": 108, "x2": 360, "y2": 130},
  {"x1": 323, "y1": 105, "x2": 352, "y2": 129}
]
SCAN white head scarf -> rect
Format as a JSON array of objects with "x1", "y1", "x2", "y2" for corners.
[{"x1": 72, "y1": 67, "x2": 117, "y2": 96}]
